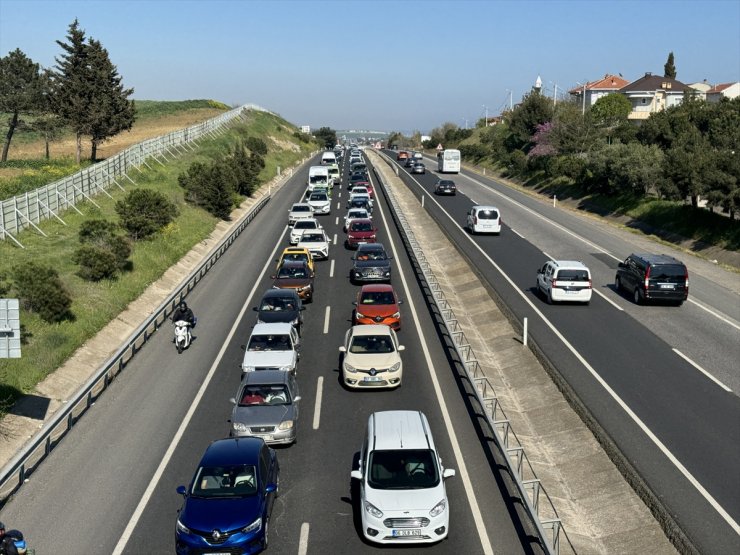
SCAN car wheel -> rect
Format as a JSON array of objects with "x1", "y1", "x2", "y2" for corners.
[
  {"x1": 263, "y1": 517, "x2": 269, "y2": 548},
  {"x1": 633, "y1": 288, "x2": 642, "y2": 305},
  {"x1": 615, "y1": 276, "x2": 622, "y2": 292},
  {"x1": 546, "y1": 290, "x2": 553, "y2": 305}
]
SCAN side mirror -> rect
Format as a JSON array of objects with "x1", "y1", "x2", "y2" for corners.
[
  {"x1": 177, "y1": 485, "x2": 187, "y2": 496},
  {"x1": 229, "y1": 397, "x2": 237, "y2": 405},
  {"x1": 339, "y1": 346, "x2": 347, "y2": 353},
  {"x1": 265, "y1": 483, "x2": 277, "y2": 494},
  {"x1": 300, "y1": 306, "x2": 306, "y2": 311},
  {"x1": 350, "y1": 470, "x2": 363, "y2": 481},
  {"x1": 270, "y1": 275, "x2": 276, "y2": 279},
  {"x1": 293, "y1": 396, "x2": 302, "y2": 402},
  {"x1": 618, "y1": 262, "x2": 626, "y2": 269},
  {"x1": 398, "y1": 299, "x2": 403, "y2": 305},
  {"x1": 253, "y1": 307, "x2": 258, "y2": 312},
  {"x1": 398, "y1": 345, "x2": 405, "y2": 352},
  {"x1": 443, "y1": 468, "x2": 456, "y2": 479},
  {"x1": 537, "y1": 269, "x2": 542, "y2": 274},
  {"x1": 240, "y1": 344, "x2": 246, "y2": 351},
  {"x1": 352, "y1": 301, "x2": 358, "y2": 306}
]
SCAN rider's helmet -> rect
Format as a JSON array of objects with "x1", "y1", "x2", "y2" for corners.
[{"x1": 179, "y1": 301, "x2": 188, "y2": 311}]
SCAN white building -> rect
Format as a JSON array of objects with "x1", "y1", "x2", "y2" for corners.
[{"x1": 301, "y1": 125, "x2": 311, "y2": 134}]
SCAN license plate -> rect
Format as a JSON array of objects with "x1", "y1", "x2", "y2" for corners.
[
  {"x1": 364, "y1": 376, "x2": 382, "y2": 382},
  {"x1": 660, "y1": 284, "x2": 675, "y2": 289},
  {"x1": 392, "y1": 529, "x2": 422, "y2": 537}
]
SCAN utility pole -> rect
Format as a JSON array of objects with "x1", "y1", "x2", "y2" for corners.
[{"x1": 553, "y1": 84, "x2": 558, "y2": 107}]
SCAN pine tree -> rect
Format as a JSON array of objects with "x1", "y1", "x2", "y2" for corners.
[
  {"x1": 54, "y1": 19, "x2": 93, "y2": 164},
  {"x1": 0, "y1": 48, "x2": 43, "y2": 161},
  {"x1": 664, "y1": 51, "x2": 677, "y2": 79}
]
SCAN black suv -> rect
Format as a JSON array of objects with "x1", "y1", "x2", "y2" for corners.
[
  {"x1": 615, "y1": 253, "x2": 688, "y2": 305},
  {"x1": 350, "y1": 243, "x2": 392, "y2": 284}
]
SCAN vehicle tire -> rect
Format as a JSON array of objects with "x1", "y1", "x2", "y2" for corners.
[
  {"x1": 263, "y1": 517, "x2": 269, "y2": 549},
  {"x1": 546, "y1": 290, "x2": 553, "y2": 305},
  {"x1": 633, "y1": 288, "x2": 642, "y2": 305},
  {"x1": 177, "y1": 343, "x2": 183, "y2": 354},
  {"x1": 615, "y1": 276, "x2": 622, "y2": 292}
]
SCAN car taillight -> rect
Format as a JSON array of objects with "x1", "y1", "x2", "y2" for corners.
[
  {"x1": 588, "y1": 279, "x2": 592, "y2": 289},
  {"x1": 684, "y1": 269, "x2": 689, "y2": 290},
  {"x1": 552, "y1": 280, "x2": 559, "y2": 288},
  {"x1": 644, "y1": 265, "x2": 651, "y2": 290}
]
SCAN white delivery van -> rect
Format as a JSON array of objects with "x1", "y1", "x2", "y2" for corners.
[
  {"x1": 307, "y1": 166, "x2": 330, "y2": 191},
  {"x1": 321, "y1": 151, "x2": 337, "y2": 166}
]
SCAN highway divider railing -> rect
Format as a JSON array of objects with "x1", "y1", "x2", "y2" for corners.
[
  {"x1": 0, "y1": 152, "x2": 315, "y2": 503},
  {"x1": 374, "y1": 151, "x2": 576, "y2": 555},
  {"x1": 0, "y1": 103, "x2": 271, "y2": 247}
]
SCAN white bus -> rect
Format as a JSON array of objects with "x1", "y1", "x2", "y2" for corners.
[{"x1": 437, "y1": 149, "x2": 461, "y2": 173}]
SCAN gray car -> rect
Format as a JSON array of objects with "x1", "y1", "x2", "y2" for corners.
[
  {"x1": 351, "y1": 243, "x2": 392, "y2": 284},
  {"x1": 230, "y1": 370, "x2": 301, "y2": 445}
]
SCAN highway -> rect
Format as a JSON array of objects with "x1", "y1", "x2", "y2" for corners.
[
  {"x1": 0, "y1": 154, "x2": 543, "y2": 554},
  {"x1": 384, "y1": 150, "x2": 740, "y2": 554}
]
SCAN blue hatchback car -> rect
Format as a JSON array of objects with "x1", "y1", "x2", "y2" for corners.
[{"x1": 175, "y1": 437, "x2": 280, "y2": 554}]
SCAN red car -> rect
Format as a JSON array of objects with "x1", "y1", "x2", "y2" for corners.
[
  {"x1": 364, "y1": 182, "x2": 375, "y2": 199},
  {"x1": 353, "y1": 284, "x2": 402, "y2": 330},
  {"x1": 345, "y1": 218, "x2": 377, "y2": 249}
]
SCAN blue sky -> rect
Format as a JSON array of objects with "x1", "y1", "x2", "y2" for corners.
[{"x1": 1, "y1": 0, "x2": 739, "y2": 134}]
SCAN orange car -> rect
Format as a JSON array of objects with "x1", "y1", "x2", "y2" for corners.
[
  {"x1": 353, "y1": 284, "x2": 402, "y2": 330},
  {"x1": 396, "y1": 151, "x2": 409, "y2": 161}
]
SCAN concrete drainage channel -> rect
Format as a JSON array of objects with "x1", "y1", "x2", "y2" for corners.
[{"x1": 368, "y1": 149, "x2": 677, "y2": 555}]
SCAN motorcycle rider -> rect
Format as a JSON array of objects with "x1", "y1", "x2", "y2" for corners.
[
  {"x1": 172, "y1": 301, "x2": 196, "y2": 327},
  {"x1": 0, "y1": 522, "x2": 19, "y2": 555}
]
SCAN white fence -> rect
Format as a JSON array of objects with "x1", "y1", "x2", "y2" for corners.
[{"x1": 0, "y1": 103, "x2": 271, "y2": 247}]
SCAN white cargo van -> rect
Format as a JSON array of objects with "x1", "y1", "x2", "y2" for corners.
[
  {"x1": 307, "y1": 166, "x2": 330, "y2": 191},
  {"x1": 321, "y1": 151, "x2": 337, "y2": 166}
]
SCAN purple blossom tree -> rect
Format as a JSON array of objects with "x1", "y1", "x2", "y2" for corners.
[{"x1": 528, "y1": 121, "x2": 557, "y2": 157}]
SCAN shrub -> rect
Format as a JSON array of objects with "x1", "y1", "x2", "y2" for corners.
[
  {"x1": 73, "y1": 245, "x2": 119, "y2": 281},
  {"x1": 74, "y1": 219, "x2": 132, "y2": 280},
  {"x1": 549, "y1": 155, "x2": 586, "y2": 180},
  {"x1": 179, "y1": 159, "x2": 236, "y2": 219},
  {"x1": 245, "y1": 136, "x2": 268, "y2": 156},
  {"x1": 12, "y1": 262, "x2": 73, "y2": 323},
  {"x1": 507, "y1": 150, "x2": 528, "y2": 175},
  {"x1": 115, "y1": 189, "x2": 178, "y2": 239}
]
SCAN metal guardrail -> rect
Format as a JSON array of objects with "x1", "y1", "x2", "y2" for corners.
[
  {"x1": 0, "y1": 188, "x2": 279, "y2": 503},
  {"x1": 0, "y1": 103, "x2": 271, "y2": 246},
  {"x1": 373, "y1": 151, "x2": 576, "y2": 555}
]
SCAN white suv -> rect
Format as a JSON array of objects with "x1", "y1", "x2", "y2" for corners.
[
  {"x1": 241, "y1": 323, "x2": 300, "y2": 374},
  {"x1": 536, "y1": 260, "x2": 592, "y2": 304},
  {"x1": 351, "y1": 411, "x2": 455, "y2": 544},
  {"x1": 466, "y1": 205, "x2": 501, "y2": 235}
]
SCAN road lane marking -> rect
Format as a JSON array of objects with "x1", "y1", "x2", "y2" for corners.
[
  {"x1": 323, "y1": 306, "x2": 331, "y2": 334},
  {"x1": 542, "y1": 251, "x2": 554, "y2": 261},
  {"x1": 312, "y1": 378, "x2": 323, "y2": 430},
  {"x1": 593, "y1": 288, "x2": 624, "y2": 311},
  {"x1": 336, "y1": 201, "x2": 341, "y2": 210},
  {"x1": 391, "y1": 167, "x2": 740, "y2": 534},
  {"x1": 510, "y1": 228, "x2": 524, "y2": 238},
  {"x1": 298, "y1": 522, "x2": 310, "y2": 555},
  {"x1": 370, "y1": 171, "x2": 495, "y2": 554},
  {"x1": 333, "y1": 233, "x2": 337, "y2": 245},
  {"x1": 330, "y1": 259, "x2": 335, "y2": 278},
  {"x1": 112, "y1": 229, "x2": 289, "y2": 555},
  {"x1": 673, "y1": 349, "x2": 731, "y2": 392},
  {"x1": 686, "y1": 298, "x2": 740, "y2": 331},
  {"x1": 335, "y1": 216, "x2": 339, "y2": 226}
]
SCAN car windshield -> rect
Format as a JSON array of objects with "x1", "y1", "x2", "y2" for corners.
[
  {"x1": 278, "y1": 266, "x2": 308, "y2": 278},
  {"x1": 478, "y1": 209, "x2": 498, "y2": 219},
  {"x1": 349, "y1": 334, "x2": 395, "y2": 354},
  {"x1": 351, "y1": 222, "x2": 373, "y2": 232},
  {"x1": 260, "y1": 297, "x2": 296, "y2": 312},
  {"x1": 357, "y1": 249, "x2": 386, "y2": 261},
  {"x1": 300, "y1": 233, "x2": 324, "y2": 243},
  {"x1": 557, "y1": 270, "x2": 589, "y2": 281},
  {"x1": 360, "y1": 291, "x2": 395, "y2": 305},
  {"x1": 238, "y1": 384, "x2": 291, "y2": 406},
  {"x1": 367, "y1": 449, "x2": 439, "y2": 489},
  {"x1": 294, "y1": 221, "x2": 317, "y2": 230},
  {"x1": 292, "y1": 205, "x2": 311, "y2": 212},
  {"x1": 309, "y1": 176, "x2": 327, "y2": 184},
  {"x1": 248, "y1": 334, "x2": 292, "y2": 351},
  {"x1": 191, "y1": 464, "x2": 257, "y2": 498}
]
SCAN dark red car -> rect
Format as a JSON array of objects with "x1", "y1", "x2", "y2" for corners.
[{"x1": 345, "y1": 218, "x2": 377, "y2": 249}]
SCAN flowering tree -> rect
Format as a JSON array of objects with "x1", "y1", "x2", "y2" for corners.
[{"x1": 528, "y1": 122, "x2": 556, "y2": 157}]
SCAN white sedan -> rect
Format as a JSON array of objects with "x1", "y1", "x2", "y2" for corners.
[
  {"x1": 288, "y1": 203, "x2": 314, "y2": 226},
  {"x1": 290, "y1": 218, "x2": 322, "y2": 245},
  {"x1": 308, "y1": 191, "x2": 331, "y2": 215},
  {"x1": 297, "y1": 229, "x2": 330, "y2": 260},
  {"x1": 339, "y1": 325, "x2": 404, "y2": 389},
  {"x1": 344, "y1": 208, "x2": 370, "y2": 231}
]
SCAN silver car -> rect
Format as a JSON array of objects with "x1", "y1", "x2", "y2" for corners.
[{"x1": 230, "y1": 370, "x2": 301, "y2": 445}]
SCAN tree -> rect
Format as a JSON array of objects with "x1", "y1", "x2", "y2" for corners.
[
  {"x1": 54, "y1": 19, "x2": 93, "y2": 164},
  {"x1": 314, "y1": 127, "x2": 337, "y2": 149},
  {"x1": 13, "y1": 262, "x2": 73, "y2": 323},
  {"x1": 664, "y1": 51, "x2": 677, "y2": 79},
  {"x1": 506, "y1": 91, "x2": 554, "y2": 151},
  {"x1": 549, "y1": 101, "x2": 600, "y2": 156},
  {"x1": 591, "y1": 93, "x2": 632, "y2": 143},
  {"x1": 115, "y1": 189, "x2": 178, "y2": 239},
  {"x1": 32, "y1": 69, "x2": 65, "y2": 159},
  {"x1": 664, "y1": 127, "x2": 712, "y2": 206},
  {"x1": 0, "y1": 48, "x2": 43, "y2": 161},
  {"x1": 86, "y1": 39, "x2": 135, "y2": 162}
]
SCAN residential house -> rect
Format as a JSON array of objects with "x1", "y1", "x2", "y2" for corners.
[
  {"x1": 619, "y1": 72, "x2": 691, "y2": 121},
  {"x1": 705, "y1": 82, "x2": 740, "y2": 103},
  {"x1": 568, "y1": 74, "x2": 630, "y2": 109},
  {"x1": 687, "y1": 80, "x2": 712, "y2": 100}
]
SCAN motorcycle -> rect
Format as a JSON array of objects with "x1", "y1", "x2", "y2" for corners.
[
  {"x1": 174, "y1": 320, "x2": 192, "y2": 354},
  {"x1": 4, "y1": 529, "x2": 28, "y2": 554}
]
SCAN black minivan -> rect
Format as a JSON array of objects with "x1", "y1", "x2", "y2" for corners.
[{"x1": 615, "y1": 253, "x2": 688, "y2": 305}]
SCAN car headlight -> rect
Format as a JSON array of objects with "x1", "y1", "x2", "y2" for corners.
[
  {"x1": 390, "y1": 361, "x2": 401, "y2": 372},
  {"x1": 392, "y1": 312, "x2": 400, "y2": 319},
  {"x1": 384, "y1": 270, "x2": 391, "y2": 276},
  {"x1": 242, "y1": 365, "x2": 255, "y2": 372},
  {"x1": 430, "y1": 499, "x2": 447, "y2": 517},
  {"x1": 232, "y1": 422, "x2": 249, "y2": 432},
  {"x1": 176, "y1": 519, "x2": 191, "y2": 535},
  {"x1": 355, "y1": 311, "x2": 366, "y2": 319},
  {"x1": 242, "y1": 516, "x2": 262, "y2": 534},
  {"x1": 344, "y1": 363, "x2": 357, "y2": 373},
  {"x1": 364, "y1": 501, "x2": 384, "y2": 518},
  {"x1": 279, "y1": 364, "x2": 293, "y2": 372},
  {"x1": 278, "y1": 420, "x2": 294, "y2": 430}
]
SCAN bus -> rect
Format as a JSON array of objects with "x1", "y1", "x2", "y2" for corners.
[{"x1": 437, "y1": 149, "x2": 461, "y2": 173}]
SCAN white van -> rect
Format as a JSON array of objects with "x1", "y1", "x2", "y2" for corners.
[
  {"x1": 321, "y1": 151, "x2": 337, "y2": 166},
  {"x1": 307, "y1": 166, "x2": 330, "y2": 191}
]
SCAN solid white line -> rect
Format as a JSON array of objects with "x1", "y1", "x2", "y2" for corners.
[
  {"x1": 112, "y1": 228, "x2": 289, "y2": 555},
  {"x1": 541, "y1": 251, "x2": 554, "y2": 261},
  {"x1": 686, "y1": 298, "x2": 740, "y2": 331},
  {"x1": 312, "y1": 377, "x2": 324, "y2": 430},
  {"x1": 298, "y1": 522, "x2": 310, "y2": 555},
  {"x1": 370, "y1": 171, "x2": 495, "y2": 554},
  {"x1": 510, "y1": 228, "x2": 524, "y2": 239},
  {"x1": 673, "y1": 349, "x2": 732, "y2": 392},
  {"x1": 330, "y1": 259, "x2": 335, "y2": 278},
  {"x1": 593, "y1": 288, "x2": 624, "y2": 311},
  {"x1": 393, "y1": 168, "x2": 740, "y2": 534},
  {"x1": 323, "y1": 306, "x2": 331, "y2": 334}
]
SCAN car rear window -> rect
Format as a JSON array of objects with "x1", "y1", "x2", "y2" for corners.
[
  {"x1": 556, "y1": 270, "x2": 589, "y2": 281},
  {"x1": 351, "y1": 222, "x2": 373, "y2": 232},
  {"x1": 294, "y1": 221, "x2": 316, "y2": 229},
  {"x1": 477, "y1": 209, "x2": 499, "y2": 219},
  {"x1": 651, "y1": 264, "x2": 686, "y2": 279}
]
